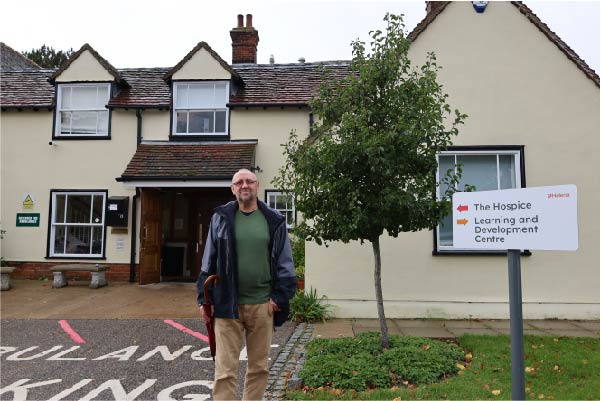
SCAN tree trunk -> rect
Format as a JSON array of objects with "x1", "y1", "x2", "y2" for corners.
[{"x1": 371, "y1": 236, "x2": 389, "y2": 349}]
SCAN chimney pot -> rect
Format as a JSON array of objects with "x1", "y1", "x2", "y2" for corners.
[
  {"x1": 237, "y1": 14, "x2": 244, "y2": 28},
  {"x1": 269, "y1": 54, "x2": 275, "y2": 64},
  {"x1": 246, "y1": 14, "x2": 253, "y2": 28},
  {"x1": 298, "y1": 57, "x2": 305, "y2": 64},
  {"x1": 231, "y1": 13, "x2": 259, "y2": 63}
]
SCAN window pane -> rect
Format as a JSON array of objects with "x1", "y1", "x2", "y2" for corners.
[
  {"x1": 54, "y1": 195, "x2": 66, "y2": 223},
  {"x1": 214, "y1": 84, "x2": 227, "y2": 106},
  {"x1": 499, "y1": 155, "x2": 516, "y2": 189},
  {"x1": 439, "y1": 212, "x2": 453, "y2": 246},
  {"x1": 71, "y1": 111, "x2": 98, "y2": 135},
  {"x1": 66, "y1": 226, "x2": 91, "y2": 255},
  {"x1": 457, "y1": 155, "x2": 498, "y2": 191},
  {"x1": 61, "y1": 87, "x2": 72, "y2": 109},
  {"x1": 188, "y1": 85, "x2": 214, "y2": 108},
  {"x1": 275, "y1": 195, "x2": 286, "y2": 210},
  {"x1": 97, "y1": 111, "x2": 109, "y2": 135},
  {"x1": 215, "y1": 111, "x2": 226, "y2": 133},
  {"x1": 438, "y1": 155, "x2": 455, "y2": 196},
  {"x1": 60, "y1": 112, "x2": 72, "y2": 134},
  {"x1": 189, "y1": 111, "x2": 214, "y2": 133},
  {"x1": 92, "y1": 227, "x2": 103, "y2": 255},
  {"x1": 286, "y1": 211, "x2": 294, "y2": 226},
  {"x1": 267, "y1": 194, "x2": 277, "y2": 209},
  {"x1": 96, "y1": 85, "x2": 109, "y2": 109},
  {"x1": 71, "y1": 86, "x2": 98, "y2": 109},
  {"x1": 175, "y1": 85, "x2": 188, "y2": 108},
  {"x1": 66, "y1": 195, "x2": 92, "y2": 223},
  {"x1": 54, "y1": 226, "x2": 66, "y2": 254},
  {"x1": 92, "y1": 195, "x2": 104, "y2": 224},
  {"x1": 176, "y1": 112, "x2": 188, "y2": 133}
]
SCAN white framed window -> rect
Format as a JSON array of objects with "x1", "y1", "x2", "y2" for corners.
[
  {"x1": 266, "y1": 191, "x2": 296, "y2": 229},
  {"x1": 436, "y1": 148, "x2": 522, "y2": 252},
  {"x1": 173, "y1": 82, "x2": 229, "y2": 135},
  {"x1": 55, "y1": 83, "x2": 110, "y2": 136},
  {"x1": 49, "y1": 191, "x2": 106, "y2": 257}
]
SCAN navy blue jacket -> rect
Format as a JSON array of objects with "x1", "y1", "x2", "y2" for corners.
[{"x1": 196, "y1": 200, "x2": 297, "y2": 326}]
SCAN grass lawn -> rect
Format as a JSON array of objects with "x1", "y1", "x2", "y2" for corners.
[{"x1": 287, "y1": 334, "x2": 599, "y2": 400}]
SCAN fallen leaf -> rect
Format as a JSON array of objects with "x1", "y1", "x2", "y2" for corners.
[
  {"x1": 526, "y1": 387, "x2": 530, "y2": 392},
  {"x1": 582, "y1": 360, "x2": 588, "y2": 365},
  {"x1": 390, "y1": 386, "x2": 400, "y2": 391},
  {"x1": 530, "y1": 393, "x2": 535, "y2": 398},
  {"x1": 531, "y1": 344, "x2": 538, "y2": 349},
  {"x1": 465, "y1": 352, "x2": 473, "y2": 361},
  {"x1": 402, "y1": 380, "x2": 409, "y2": 386},
  {"x1": 332, "y1": 389, "x2": 342, "y2": 395},
  {"x1": 421, "y1": 344, "x2": 431, "y2": 350},
  {"x1": 553, "y1": 365, "x2": 560, "y2": 371},
  {"x1": 492, "y1": 390, "x2": 501, "y2": 395},
  {"x1": 525, "y1": 367, "x2": 535, "y2": 373},
  {"x1": 553, "y1": 338, "x2": 559, "y2": 343},
  {"x1": 558, "y1": 381, "x2": 564, "y2": 385},
  {"x1": 456, "y1": 363, "x2": 466, "y2": 370},
  {"x1": 538, "y1": 394, "x2": 545, "y2": 399},
  {"x1": 482, "y1": 384, "x2": 490, "y2": 391},
  {"x1": 393, "y1": 397, "x2": 402, "y2": 401}
]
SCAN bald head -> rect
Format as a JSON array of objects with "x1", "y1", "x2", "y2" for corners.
[
  {"x1": 232, "y1": 169, "x2": 258, "y2": 185},
  {"x1": 231, "y1": 169, "x2": 259, "y2": 211}
]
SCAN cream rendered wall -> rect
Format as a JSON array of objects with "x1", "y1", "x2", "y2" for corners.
[
  {"x1": 230, "y1": 109, "x2": 310, "y2": 188},
  {"x1": 0, "y1": 110, "x2": 139, "y2": 264},
  {"x1": 54, "y1": 50, "x2": 114, "y2": 82},
  {"x1": 141, "y1": 110, "x2": 170, "y2": 141},
  {"x1": 307, "y1": 2, "x2": 599, "y2": 319},
  {"x1": 172, "y1": 48, "x2": 232, "y2": 80}
]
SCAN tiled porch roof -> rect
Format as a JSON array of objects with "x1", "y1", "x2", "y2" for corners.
[{"x1": 118, "y1": 141, "x2": 257, "y2": 181}]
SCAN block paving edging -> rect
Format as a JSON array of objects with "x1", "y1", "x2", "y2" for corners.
[{"x1": 264, "y1": 322, "x2": 313, "y2": 401}]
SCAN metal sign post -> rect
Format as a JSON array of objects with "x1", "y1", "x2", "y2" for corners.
[
  {"x1": 452, "y1": 184, "x2": 579, "y2": 401},
  {"x1": 508, "y1": 249, "x2": 525, "y2": 401}
]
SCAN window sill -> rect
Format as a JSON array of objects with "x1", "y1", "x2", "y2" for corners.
[
  {"x1": 169, "y1": 134, "x2": 229, "y2": 141},
  {"x1": 432, "y1": 250, "x2": 532, "y2": 256},
  {"x1": 52, "y1": 136, "x2": 111, "y2": 140},
  {"x1": 45, "y1": 256, "x2": 106, "y2": 260}
]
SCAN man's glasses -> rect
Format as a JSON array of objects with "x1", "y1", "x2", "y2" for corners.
[{"x1": 232, "y1": 179, "x2": 257, "y2": 187}]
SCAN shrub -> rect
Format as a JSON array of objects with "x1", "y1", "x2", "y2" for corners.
[
  {"x1": 300, "y1": 332, "x2": 465, "y2": 390},
  {"x1": 290, "y1": 234, "x2": 305, "y2": 279},
  {"x1": 289, "y1": 287, "x2": 332, "y2": 323}
]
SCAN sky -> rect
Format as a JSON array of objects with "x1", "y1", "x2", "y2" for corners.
[{"x1": 1, "y1": 1, "x2": 599, "y2": 74}]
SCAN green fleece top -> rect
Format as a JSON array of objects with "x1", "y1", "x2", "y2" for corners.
[{"x1": 235, "y1": 209, "x2": 271, "y2": 304}]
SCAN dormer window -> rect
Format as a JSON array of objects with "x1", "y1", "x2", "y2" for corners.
[
  {"x1": 173, "y1": 82, "x2": 229, "y2": 135},
  {"x1": 55, "y1": 83, "x2": 111, "y2": 137}
]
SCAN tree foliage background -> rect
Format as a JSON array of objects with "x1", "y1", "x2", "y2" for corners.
[
  {"x1": 274, "y1": 13, "x2": 468, "y2": 348},
  {"x1": 22, "y1": 45, "x2": 74, "y2": 68}
]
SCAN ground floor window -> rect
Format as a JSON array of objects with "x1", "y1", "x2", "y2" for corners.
[
  {"x1": 49, "y1": 190, "x2": 107, "y2": 257},
  {"x1": 436, "y1": 147, "x2": 524, "y2": 252},
  {"x1": 266, "y1": 190, "x2": 296, "y2": 229}
]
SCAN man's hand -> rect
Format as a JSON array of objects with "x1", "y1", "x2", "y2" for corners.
[
  {"x1": 268, "y1": 298, "x2": 280, "y2": 317},
  {"x1": 200, "y1": 305, "x2": 214, "y2": 323}
]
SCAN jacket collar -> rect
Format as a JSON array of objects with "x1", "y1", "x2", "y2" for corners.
[{"x1": 216, "y1": 200, "x2": 285, "y2": 231}]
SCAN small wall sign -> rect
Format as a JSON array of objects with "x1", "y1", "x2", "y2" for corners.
[
  {"x1": 16, "y1": 213, "x2": 40, "y2": 227},
  {"x1": 22, "y1": 193, "x2": 35, "y2": 210}
]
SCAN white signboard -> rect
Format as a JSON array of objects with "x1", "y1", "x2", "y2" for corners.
[{"x1": 452, "y1": 185, "x2": 578, "y2": 250}]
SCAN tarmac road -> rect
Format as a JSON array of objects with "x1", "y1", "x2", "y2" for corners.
[{"x1": 0, "y1": 319, "x2": 294, "y2": 401}]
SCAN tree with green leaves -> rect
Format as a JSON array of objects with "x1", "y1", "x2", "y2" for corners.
[
  {"x1": 274, "y1": 13, "x2": 468, "y2": 349},
  {"x1": 22, "y1": 45, "x2": 74, "y2": 68}
]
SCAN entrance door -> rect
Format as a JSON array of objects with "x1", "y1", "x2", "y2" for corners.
[
  {"x1": 140, "y1": 188, "x2": 162, "y2": 284},
  {"x1": 191, "y1": 190, "x2": 233, "y2": 278}
]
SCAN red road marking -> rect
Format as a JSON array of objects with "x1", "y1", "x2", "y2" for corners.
[
  {"x1": 164, "y1": 320, "x2": 209, "y2": 343},
  {"x1": 58, "y1": 320, "x2": 86, "y2": 344}
]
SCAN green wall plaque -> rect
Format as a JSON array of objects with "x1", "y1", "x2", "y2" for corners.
[{"x1": 16, "y1": 213, "x2": 40, "y2": 227}]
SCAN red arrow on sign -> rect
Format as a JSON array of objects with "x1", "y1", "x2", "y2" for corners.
[
  {"x1": 456, "y1": 219, "x2": 468, "y2": 225},
  {"x1": 457, "y1": 205, "x2": 468, "y2": 212}
]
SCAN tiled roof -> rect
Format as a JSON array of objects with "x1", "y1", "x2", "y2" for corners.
[
  {"x1": 230, "y1": 62, "x2": 351, "y2": 105},
  {"x1": 118, "y1": 141, "x2": 257, "y2": 181},
  {"x1": 109, "y1": 68, "x2": 172, "y2": 109},
  {"x1": 407, "y1": 1, "x2": 599, "y2": 87},
  {"x1": 1, "y1": 42, "x2": 41, "y2": 71},
  {"x1": 0, "y1": 69, "x2": 55, "y2": 109}
]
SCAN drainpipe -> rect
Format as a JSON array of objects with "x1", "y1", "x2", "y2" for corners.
[
  {"x1": 129, "y1": 188, "x2": 139, "y2": 283},
  {"x1": 136, "y1": 109, "x2": 142, "y2": 145},
  {"x1": 130, "y1": 109, "x2": 143, "y2": 282}
]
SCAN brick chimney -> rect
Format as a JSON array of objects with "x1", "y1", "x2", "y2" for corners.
[
  {"x1": 230, "y1": 14, "x2": 259, "y2": 64},
  {"x1": 425, "y1": 1, "x2": 446, "y2": 14}
]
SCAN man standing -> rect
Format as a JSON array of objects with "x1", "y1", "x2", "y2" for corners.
[{"x1": 197, "y1": 168, "x2": 297, "y2": 401}]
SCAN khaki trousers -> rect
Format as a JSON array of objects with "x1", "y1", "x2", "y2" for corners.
[{"x1": 213, "y1": 303, "x2": 273, "y2": 401}]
